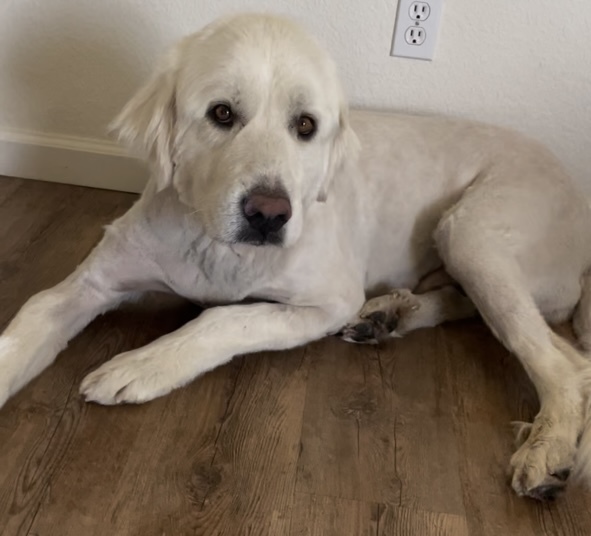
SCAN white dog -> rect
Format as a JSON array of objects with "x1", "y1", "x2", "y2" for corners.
[{"x1": 1, "y1": 13, "x2": 591, "y2": 501}]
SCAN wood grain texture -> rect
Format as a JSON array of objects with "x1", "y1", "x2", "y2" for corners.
[
  {"x1": 187, "y1": 348, "x2": 309, "y2": 536},
  {"x1": 1, "y1": 176, "x2": 591, "y2": 535},
  {"x1": 290, "y1": 493, "x2": 378, "y2": 536},
  {"x1": 378, "y1": 505, "x2": 469, "y2": 536},
  {"x1": 382, "y1": 329, "x2": 465, "y2": 516},
  {"x1": 297, "y1": 338, "x2": 400, "y2": 503}
]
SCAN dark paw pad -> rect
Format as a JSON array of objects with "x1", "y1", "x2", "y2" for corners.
[
  {"x1": 551, "y1": 468, "x2": 571, "y2": 482},
  {"x1": 366, "y1": 311, "x2": 398, "y2": 332},
  {"x1": 352, "y1": 322, "x2": 375, "y2": 338},
  {"x1": 342, "y1": 321, "x2": 379, "y2": 343},
  {"x1": 528, "y1": 483, "x2": 566, "y2": 501},
  {"x1": 341, "y1": 313, "x2": 398, "y2": 344}
]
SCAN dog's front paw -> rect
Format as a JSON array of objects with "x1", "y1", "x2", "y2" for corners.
[
  {"x1": 340, "y1": 289, "x2": 419, "y2": 344},
  {"x1": 80, "y1": 350, "x2": 182, "y2": 405},
  {"x1": 509, "y1": 415, "x2": 578, "y2": 500}
]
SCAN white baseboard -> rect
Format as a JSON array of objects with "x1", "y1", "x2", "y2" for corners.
[{"x1": 0, "y1": 128, "x2": 147, "y2": 193}]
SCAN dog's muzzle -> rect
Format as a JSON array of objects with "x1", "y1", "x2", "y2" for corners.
[{"x1": 237, "y1": 188, "x2": 292, "y2": 245}]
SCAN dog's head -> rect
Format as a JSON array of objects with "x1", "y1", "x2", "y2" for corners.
[{"x1": 111, "y1": 13, "x2": 359, "y2": 247}]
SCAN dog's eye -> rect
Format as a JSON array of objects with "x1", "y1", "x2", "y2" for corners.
[
  {"x1": 296, "y1": 115, "x2": 316, "y2": 140},
  {"x1": 208, "y1": 104, "x2": 234, "y2": 127}
]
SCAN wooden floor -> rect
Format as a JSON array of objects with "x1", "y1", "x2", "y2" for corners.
[{"x1": 0, "y1": 176, "x2": 590, "y2": 535}]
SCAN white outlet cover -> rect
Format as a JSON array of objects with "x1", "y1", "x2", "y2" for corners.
[{"x1": 391, "y1": 0, "x2": 444, "y2": 61}]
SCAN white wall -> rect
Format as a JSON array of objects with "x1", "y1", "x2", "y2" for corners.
[{"x1": 0, "y1": 0, "x2": 590, "y2": 192}]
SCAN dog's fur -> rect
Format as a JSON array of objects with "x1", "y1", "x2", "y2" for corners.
[{"x1": 2, "y1": 13, "x2": 591, "y2": 500}]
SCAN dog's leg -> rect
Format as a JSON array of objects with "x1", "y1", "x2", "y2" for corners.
[
  {"x1": 80, "y1": 298, "x2": 361, "y2": 405},
  {"x1": 0, "y1": 236, "x2": 143, "y2": 408},
  {"x1": 341, "y1": 286, "x2": 476, "y2": 343},
  {"x1": 436, "y1": 222, "x2": 587, "y2": 501},
  {"x1": 569, "y1": 270, "x2": 591, "y2": 485}
]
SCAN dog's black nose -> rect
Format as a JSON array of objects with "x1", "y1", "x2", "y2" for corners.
[{"x1": 242, "y1": 192, "x2": 292, "y2": 237}]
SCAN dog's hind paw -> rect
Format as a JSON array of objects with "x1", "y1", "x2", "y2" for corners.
[
  {"x1": 509, "y1": 414, "x2": 579, "y2": 501},
  {"x1": 340, "y1": 289, "x2": 419, "y2": 344}
]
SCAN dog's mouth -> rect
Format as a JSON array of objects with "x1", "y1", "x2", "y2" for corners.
[{"x1": 233, "y1": 224, "x2": 286, "y2": 246}]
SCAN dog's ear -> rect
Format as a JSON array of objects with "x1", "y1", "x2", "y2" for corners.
[
  {"x1": 110, "y1": 44, "x2": 184, "y2": 192},
  {"x1": 317, "y1": 105, "x2": 359, "y2": 202}
]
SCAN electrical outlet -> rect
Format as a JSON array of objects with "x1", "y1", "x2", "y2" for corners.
[
  {"x1": 391, "y1": 0, "x2": 444, "y2": 61},
  {"x1": 405, "y1": 26, "x2": 426, "y2": 45},
  {"x1": 409, "y1": 2, "x2": 430, "y2": 21}
]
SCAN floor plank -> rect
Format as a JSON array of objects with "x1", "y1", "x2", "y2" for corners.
[
  {"x1": 378, "y1": 505, "x2": 469, "y2": 536},
  {"x1": 0, "y1": 177, "x2": 24, "y2": 204},
  {"x1": 381, "y1": 329, "x2": 465, "y2": 515},
  {"x1": 290, "y1": 493, "x2": 378, "y2": 536},
  {"x1": 187, "y1": 348, "x2": 309, "y2": 536},
  {"x1": 297, "y1": 338, "x2": 400, "y2": 503}
]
